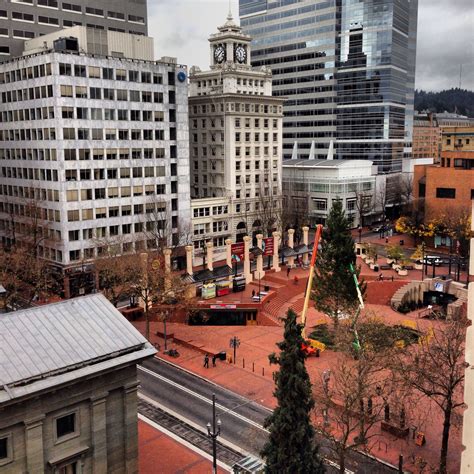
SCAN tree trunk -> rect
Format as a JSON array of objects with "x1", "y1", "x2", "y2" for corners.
[
  {"x1": 439, "y1": 400, "x2": 452, "y2": 474},
  {"x1": 339, "y1": 451, "x2": 345, "y2": 474}
]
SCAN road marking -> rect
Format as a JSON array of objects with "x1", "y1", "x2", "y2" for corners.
[
  {"x1": 138, "y1": 365, "x2": 269, "y2": 433},
  {"x1": 138, "y1": 392, "x2": 247, "y2": 456},
  {"x1": 138, "y1": 413, "x2": 233, "y2": 473}
]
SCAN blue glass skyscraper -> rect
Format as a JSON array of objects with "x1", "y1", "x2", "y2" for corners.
[{"x1": 240, "y1": 0, "x2": 418, "y2": 173}]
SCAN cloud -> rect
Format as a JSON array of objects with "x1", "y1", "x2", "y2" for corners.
[{"x1": 148, "y1": 0, "x2": 474, "y2": 91}]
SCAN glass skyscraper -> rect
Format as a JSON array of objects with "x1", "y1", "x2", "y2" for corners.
[{"x1": 239, "y1": 0, "x2": 418, "y2": 173}]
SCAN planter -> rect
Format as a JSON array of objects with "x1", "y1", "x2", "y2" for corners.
[
  {"x1": 414, "y1": 263, "x2": 423, "y2": 270},
  {"x1": 386, "y1": 258, "x2": 394, "y2": 265},
  {"x1": 365, "y1": 258, "x2": 374, "y2": 265},
  {"x1": 381, "y1": 421, "x2": 409, "y2": 439},
  {"x1": 398, "y1": 269, "x2": 408, "y2": 276}
]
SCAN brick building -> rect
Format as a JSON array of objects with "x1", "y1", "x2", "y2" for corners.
[{"x1": 413, "y1": 126, "x2": 474, "y2": 222}]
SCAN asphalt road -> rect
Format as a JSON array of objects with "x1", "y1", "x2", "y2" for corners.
[{"x1": 138, "y1": 358, "x2": 399, "y2": 474}]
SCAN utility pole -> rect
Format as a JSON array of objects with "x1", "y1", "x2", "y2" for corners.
[
  {"x1": 207, "y1": 394, "x2": 221, "y2": 474},
  {"x1": 229, "y1": 336, "x2": 240, "y2": 364}
]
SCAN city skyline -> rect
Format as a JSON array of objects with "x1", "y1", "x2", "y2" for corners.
[{"x1": 149, "y1": 0, "x2": 474, "y2": 92}]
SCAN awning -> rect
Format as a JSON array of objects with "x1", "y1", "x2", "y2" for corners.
[
  {"x1": 192, "y1": 269, "x2": 215, "y2": 283},
  {"x1": 279, "y1": 246, "x2": 297, "y2": 257},
  {"x1": 212, "y1": 265, "x2": 233, "y2": 279},
  {"x1": 293, "y1": 244, "x2": 310, "y2": 255},
  {"x1": 250, "y1": 247, "x2": 264, "y2": 257}
]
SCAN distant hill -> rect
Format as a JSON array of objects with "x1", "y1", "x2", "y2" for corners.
[{"x1": 415, "y1": 88, "x2": 474, "y2": 118}]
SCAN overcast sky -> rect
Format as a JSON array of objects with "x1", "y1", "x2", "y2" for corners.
[{"x1": 148, "y1": 0, "x2": 474, "y2": 92}]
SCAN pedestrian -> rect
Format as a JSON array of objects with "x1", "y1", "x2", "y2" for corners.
[
  {"x1": 391, "y1": 275, "x2": 394, "y2": 282},
  {"x1": 252, "y1": 289, "x2": 256, "y2": 298},
  {"x1": 287, "y1": 266, "x2": 291, "y2": 278},
  {"x1": 204, "y1": 353, "x2": 209, "y2": 368},
  {"x1": 212, "y1": 354, "x2": 217, "y2": 367}
]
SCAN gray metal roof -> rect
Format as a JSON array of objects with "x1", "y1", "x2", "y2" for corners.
[{"x1": 0, "y1": 294, "x2": 152, "y2": 389}]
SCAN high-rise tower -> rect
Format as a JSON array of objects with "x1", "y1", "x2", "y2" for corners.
[{"x1": 239, "y1": 0, "x2": 418, "y2": 173}]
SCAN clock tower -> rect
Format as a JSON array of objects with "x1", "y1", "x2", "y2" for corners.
[{"x1": 209, "y1": 11, "x2": 251, "y2": 68}]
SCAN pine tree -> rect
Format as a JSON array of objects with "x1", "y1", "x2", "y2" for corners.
[
  {"x1": 261, "y1": 309, "x2": 325, "y2": 474},
  {"x1": 312, "y1": 199, "x2": 364, "y2": 328}
]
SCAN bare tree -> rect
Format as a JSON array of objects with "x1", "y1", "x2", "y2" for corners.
[
  {"x1": 313, "y1": 317, "x2": 402, "y2": 473},
  {"x1": 394, "y1": 319, "x2": 467, "y2": 474},
  {"x1": 354, "y1": 190, "x2": 374, "y2": 227}
]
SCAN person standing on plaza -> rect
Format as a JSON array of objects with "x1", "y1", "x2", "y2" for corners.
[{"x1": 204, "y1": 353, "x2": 209, "y2": 368}]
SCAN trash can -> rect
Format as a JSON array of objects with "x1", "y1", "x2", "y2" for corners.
[
  {"x1": 399, "y1": 239, "x2": 404, "y2": 246},
  {"x1": 264, "y1": 285, "x2": 270, "y2": 292},
  {"x1": 373, "y1": 265, "x2": 379, "y2": 272},
  {"x1": 218, "y1": 351, "x2": 226, "y2": 361}
]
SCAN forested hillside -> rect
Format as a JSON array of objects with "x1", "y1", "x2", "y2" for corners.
[{"x1": 415, "y1": 88, "x2": 474, "y2": 117}]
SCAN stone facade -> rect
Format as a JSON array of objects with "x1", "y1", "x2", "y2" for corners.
[
  {"x1": 0, "y1": 366, "x2": 140, "y2": 474},
  {"x1": 189, "y1": 14, "x2": 284, "y2": 257}
]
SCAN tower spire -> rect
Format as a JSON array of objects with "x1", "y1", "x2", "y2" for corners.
[{"x1": 227, "y1": 0, "x2": 233, "y2": 21}]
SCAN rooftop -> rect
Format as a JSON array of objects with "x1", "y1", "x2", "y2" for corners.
[{"x1": 0, "y1": 294, "x2": 155, "y2": 403}]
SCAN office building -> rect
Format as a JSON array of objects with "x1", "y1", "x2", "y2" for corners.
[
  {"x1": 413, "y1": 112, "x2": 441, "y2": 162},
  {"x1": 282, "y1": 157, "x2": 377, "y2": 226},
  {"x1": 0, "y1": 27, "x2": 191, "y2": 297},
  {"x1": 239, "y1": 0, "x2": 418, "y2": 173},
  {"x1": 413, "y1": 126, "x2": 474, "y2": 222},
  {"x1": 0, "y1": 0, "x2": 147, "y2": 61},
  {"x1": 189, "y1": 13, "x2": 284, "y2": 256},
  {"x1": 0, "y1": 294, "x2": 155, "y2": 474}
]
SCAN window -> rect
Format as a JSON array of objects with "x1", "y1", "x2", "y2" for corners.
[
  {"x1": 38, "y1": 16, "x2": 59, "y2": 25},
  {"x1": 85, "y1": 7, "x2": 103, "y2": 16},
  {"x1": 12, "y1": 11, "x2": 34, "y2": 21},
  {"x1": 0, "y1": 435, "x2": 12, "y2": 464},
  {"x1": 129, "y1": 14, "x2": 145, "y2": 23},
  {"x1": 60, "y1": 64, "x2": 72, "y2": 76},
  {"x1": 63, "y1": 2, "x2": 81, "y2": 12},
  {"x1": 88, "y1": 66, "x2": 100, "y2": 78},
  {"x1": 108, "y1": 10, "x2": 125, "y2": 20},
  {"x1": 436, "y1": 188, "x2": 456, "y2": 199}
]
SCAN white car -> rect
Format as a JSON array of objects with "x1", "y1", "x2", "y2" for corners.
[{"x1": 423, "y1": 256, "x2": 442, "y2": 266}]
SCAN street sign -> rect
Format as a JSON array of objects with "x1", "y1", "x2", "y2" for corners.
[{"x1": 263, "y1": 237, "x2": 274, "y2": 256}]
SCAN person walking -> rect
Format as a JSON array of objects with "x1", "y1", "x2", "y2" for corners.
[
  {"x1": 204, "y1": 353, "x2": 209, "y2": 368},
  {"x1": 212, "y1": 354, "x2": 217, "y2": 367},
  {"x1": 287, "y1": 266, "x2": 291, "y2": 278}
]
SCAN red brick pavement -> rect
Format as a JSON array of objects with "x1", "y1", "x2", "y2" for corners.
[{"x1": 139, "y1": 419, "x2": 227, "y2": 474}]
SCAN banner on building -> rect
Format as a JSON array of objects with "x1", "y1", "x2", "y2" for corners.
[
  {"x1": 263, "y1": 237, "x2": 274, "y2": 256},
  {"x1": 231, "y1": 242, "x2": 245, "y2": 258}
]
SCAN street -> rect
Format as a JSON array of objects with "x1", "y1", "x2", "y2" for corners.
[{"x1": 138, "y1": 358, "x2": 399, "y2": 473}]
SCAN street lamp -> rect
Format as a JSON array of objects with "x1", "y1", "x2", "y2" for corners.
[
  {"x1": 207, "y1": 393, "x2": 222, "y2": 474},
  {"x1": 162, "y1": 310, "x2": 169, "y2": 351},
  {"x1": 421, "y1": 242, "x2": 426, "y2": 281},
  {"x1": 358, "y1": 225, "x2": 362, "y2": 244},
  {"x1": 229, "y1": 336, "x2": 241, "y2": 364}
]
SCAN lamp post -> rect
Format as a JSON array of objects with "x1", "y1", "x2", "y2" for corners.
[
  {"x1": 421, "y1": 242, "x2": 426, "y2": 281},
  {"x1": 162, "y1": 310, "x2": 169, "y2": 351},
  {"x1": 229, "y1": 336, "x2": 241, "y2": 364},
  {"x1": 206, "y1": 393, "x2": 221, "y2": 474},
  {"x1": 358, "y1": 225, "x2": 362, "y2": 244}
]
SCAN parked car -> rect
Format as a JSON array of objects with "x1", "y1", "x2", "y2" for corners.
[{"x1": 423, "y1": 256, "x2": 442, "y2": 266}]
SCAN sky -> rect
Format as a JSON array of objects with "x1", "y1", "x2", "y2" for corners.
[{"x1": 148, "y1": 0, "x2": 474, "y2": 92}]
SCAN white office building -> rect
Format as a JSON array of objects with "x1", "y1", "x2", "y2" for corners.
[{"x1": 0, "y1": 27, "x2": 191, "y2": 297}]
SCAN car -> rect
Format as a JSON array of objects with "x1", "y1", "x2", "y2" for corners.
[{"x1": 423, "y1": 256, "x2": 442, "y2": 266}]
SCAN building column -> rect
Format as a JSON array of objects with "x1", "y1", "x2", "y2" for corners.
[
  {"x1": 254, "y1": 234, "x2": 265, "y2": 279},
  {"x1": 243, "y1": 236, "x2": 252, "y2": 283},
  {"x1": 123, "y1": 381, "x2": 140, "y2": 474},
  {"x1": 225, "y1": 239, "x2": 232, "y2": 268},
  {"x1": 302, "y1": 226, "x2": 309, "y2": 265},
  {"x1": 91, "y1": 392, "x2": 108, "y2": 474},
  {"x1": 272, "y1": 231, "x2": 281, "y2": 272},
  {"x1": 287, "y1": 228, "x2": 295, "y2": 267},
  {"x1": 185, "y1": 245, "x2": 193, "y2": 276},
  {"x1": 206, "y1": 241, "x2": 214, "y2": 272},
  {"x1": 163, "y1": 248, "x2": 172, "y2": 273},
  {"x1": 24, "y1": 415, "x2": 45, "y2": 474}
]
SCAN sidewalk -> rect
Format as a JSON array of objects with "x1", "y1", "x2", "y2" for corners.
[{"x1": 139, "y1": 418, "x2": 227, "y2": 474}]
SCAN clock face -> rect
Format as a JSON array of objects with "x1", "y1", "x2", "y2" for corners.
[
  {"x1": 235, "y1": 45, "x2": 247, "y2": 64},
  {"x1": 214, "y1": 45, "x2": 226, "y2": 64}
]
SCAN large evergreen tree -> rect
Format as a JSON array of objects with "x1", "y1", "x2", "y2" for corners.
[
  {"x1": 312, "y1": 200, "x2": 364, "y2": 327},
  {"x1": 261, "y1": 309, "x2": 325, "y2": 474}
]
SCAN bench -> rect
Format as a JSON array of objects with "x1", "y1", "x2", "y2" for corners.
[{"x1": 379, "y1": 265, "x2": 391, "y2": 270}]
